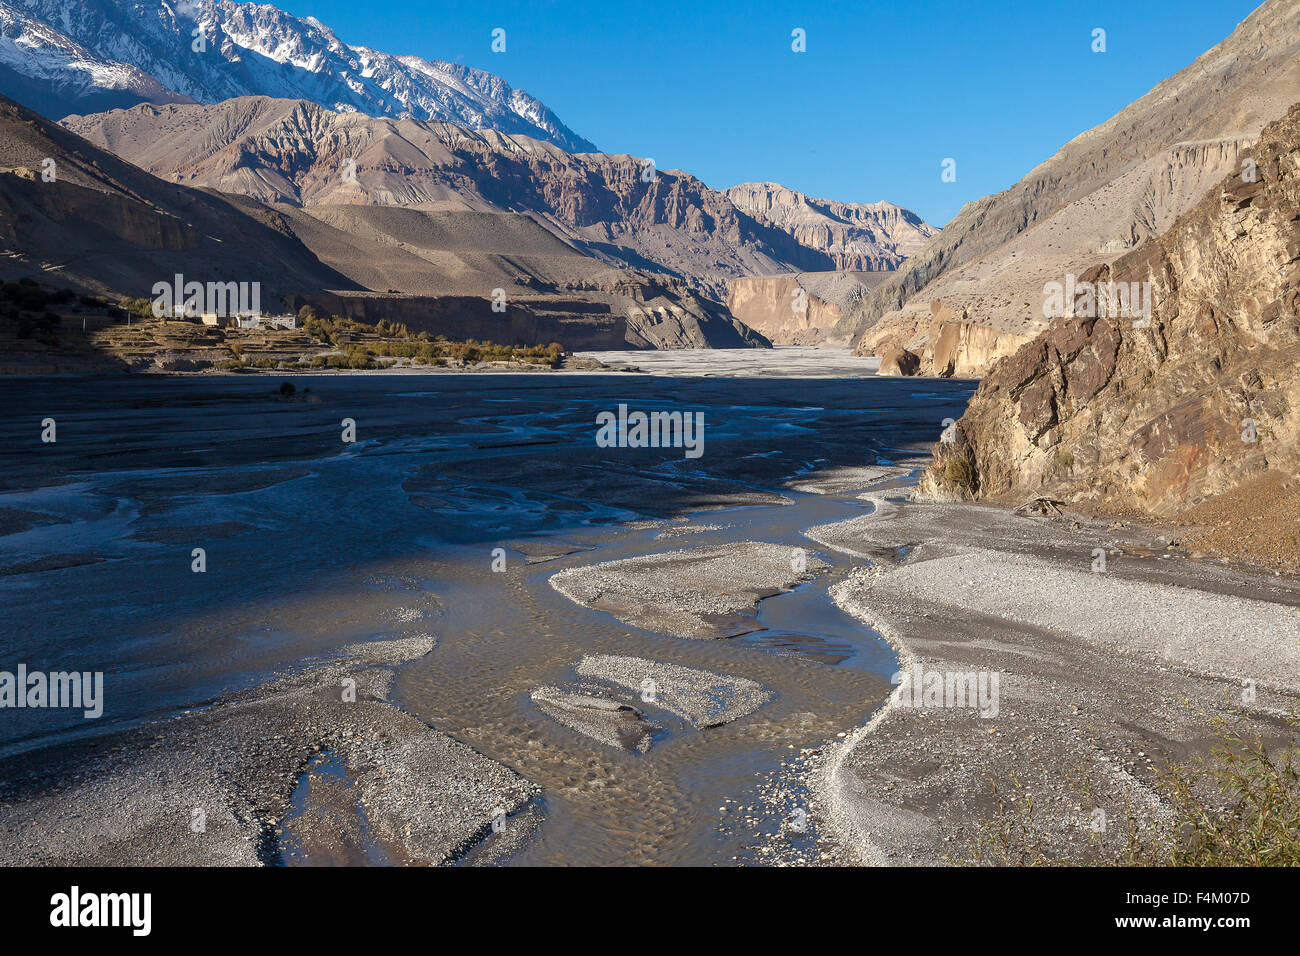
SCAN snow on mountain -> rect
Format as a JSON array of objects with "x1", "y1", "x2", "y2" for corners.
[
  {"x1": 0, "y1": 1, "x2": 190, "y2": 117},
  {"x1": 0, "y1": 0, "x2": 595, "y2": 151}
]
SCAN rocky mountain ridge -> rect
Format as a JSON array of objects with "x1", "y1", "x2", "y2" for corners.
[
  {"x1": 925, "y1": 104, "x2": 1299, "y2": 537},
  {"x1": 64, "y1": 96, "x2": 933, "y2": 302},
  {"x1": 839, "y1": 0, "x2": 1300, "y2": 372},
  {"x1": 723, "y1": 182, "x2": 937, "y2": 272},
  {"x1": 0, "y1": 0, "x2": 594, "y2": 151}
]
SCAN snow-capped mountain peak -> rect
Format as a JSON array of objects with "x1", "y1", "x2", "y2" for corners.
[{"x1": 0, "y1": 0, "x2": 595, "y2": 151}]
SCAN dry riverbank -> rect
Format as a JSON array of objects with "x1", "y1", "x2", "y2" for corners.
[{"x1": 807, "y1": 493, "x2": 1300, "y2": 865}]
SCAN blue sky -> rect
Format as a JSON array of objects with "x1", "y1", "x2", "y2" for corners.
[{"x1": 279, "y1": 0, "x2": 1263, "y2": 226}]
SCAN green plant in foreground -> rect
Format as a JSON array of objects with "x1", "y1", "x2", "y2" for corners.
[
  {"x1": 1124, "y1": 715, "x2": 1300, "y2": 866},
  {"x1": 943, "y1": 456, "x2": 977, "y2": 493},
  {"x1": 972, "y1": 713, "x2": 1300, "y2": 866}
]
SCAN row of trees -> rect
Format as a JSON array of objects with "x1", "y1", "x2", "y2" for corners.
[{"x1": 295, "y1": 305, "x2": 564, "y2": 367}]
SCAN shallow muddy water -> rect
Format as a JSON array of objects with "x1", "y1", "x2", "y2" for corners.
[{"x1": 0, "y1": 366, "x2": 975, "y2": 864}]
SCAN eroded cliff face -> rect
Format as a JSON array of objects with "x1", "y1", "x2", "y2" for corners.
[
  {"x1": 857, "y1": 300, "x2": 1033, "y2": 377},
  {"x1": 726, "y1": 275, "x2": 843, "y2": 345},
  {"x1": 724, "y1": 271, "x2": 891, "y2": 346},
  {"x1": 723, "y1": 183, "x2": 937, "y2": 272},
  {"x1": 923, "y1": 104, "x2": 1300, "y2": 519}
]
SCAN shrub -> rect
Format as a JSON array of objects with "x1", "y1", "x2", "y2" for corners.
[
  {"x1": 975, "y1": 714, "x2": 1300, "y2": 866},
  {"x1": 117, "y1": 296, "x2": 155, "y2": 318},
  {"x1": 943, "y1": 456, "x2": 977, "y2": 493},
  {"x1": 1125, "y1": 715, "x2": 1300, "y2": 866},
  {"x1": 14, "y1": 310, "x2": 61, "y2": 341},
  {"x1": 2, "y1": 280, "x2": 73, "y2": 313},
  {"x1": 302, "y1": 316, "x2": 336, "y2": 344}
]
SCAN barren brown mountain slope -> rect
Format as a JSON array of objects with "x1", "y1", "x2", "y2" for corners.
[
  {"x1": 837, "y1": 0, "x2": 1300, "y2": 369},
  {"x1": 278, "y1": 204, "x2": 619, "y2": 295},
  {"x1": 252, "y1": 198, "x2": 771, "y2": 349},
  {"x1": 923, "y1": 104, "x2": 1300, "y2": 568},
  {"x1": 0, "y1": 93, "x2": 765, "y2": 351},
  {"x1": 0, "y1": 94, "x2": 354, "y2": 301},
  {"x1": 63, "y1": 96, "x2": 847, "y2": 303}
]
